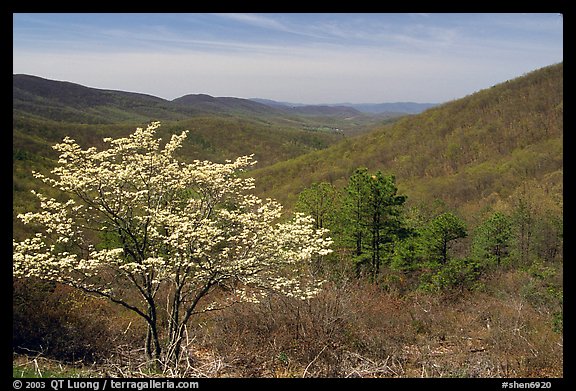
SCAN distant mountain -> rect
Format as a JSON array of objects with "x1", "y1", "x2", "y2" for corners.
[
  {"x1": 14, "y1": 74, "x2": 296, "y2": 123},
  {"x1": 13, "y1": 75, "x2": 387, "y2": 195},
  {"x1": 171, "y1": 94, "x2": 282, "y2": 116},
  {"x1": 285, "y1": 105, "x2": 362, "y2": 117},
  {"x1": 339, "y1": 102, "x2": 438, "y2": 114},
  {"x1": 249, "y1": 98, "x2": 363, "y2": 117},
  {"x1": 172, "y1": 95, "x2": 364, "y2": 118},
  {"x1": 13, "y1": 74, "x2": 187, "y2": 123},
  {"x1": 250, "y1": 98, "x2": 438, "y2": 114},
  {"x1": 13, "y1": 75, "x2": 375, "y2": 125},
  {"x1": 249, "y1": 98, "x2": 300, "y2": 108},
  {"x1": 13, "y1": 74, "x2": 166, "y2": 107}
]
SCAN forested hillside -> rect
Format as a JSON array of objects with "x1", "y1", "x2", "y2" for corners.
[
  {"x1": 13, "y1": 74, "x2": 381, "y2": 125},
  {"x1": 253, "y1": 63, "x2": 563, "y2": 218},
  {"x1": 13, "y1": 76, "x2": 391, "y2": 226},
  {"x1": 13, "y1": 63, "x2": 563, "y2": 379}
]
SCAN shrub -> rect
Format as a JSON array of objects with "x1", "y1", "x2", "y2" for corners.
[{"x1": 13, "y1": 278, "x2": 143, "y2": 363}]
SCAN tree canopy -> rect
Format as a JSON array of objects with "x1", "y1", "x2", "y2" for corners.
[{"x1": 13, "y1": 122, "x2": 332, "y2": 366}]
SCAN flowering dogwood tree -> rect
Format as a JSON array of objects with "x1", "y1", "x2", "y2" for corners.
[{"x1": 13, "y1": 122, "x2": 332, "y2": 365}]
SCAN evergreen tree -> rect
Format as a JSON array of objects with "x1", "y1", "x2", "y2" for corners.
[
  {"x1": 473, "y1": 212, "x2": 513, "y2": 266},
  {"x1": 425, "y1": 212, "x2": 467, "y2": 264},
  {"x1": 344, "y1": 168, "x2": 370, "y2": 261},
  {"x1": 343, "y1": 168, "x2": 407, "y2": 279}
]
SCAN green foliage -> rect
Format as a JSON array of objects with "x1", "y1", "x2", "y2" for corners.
[
  {"x1": 340, "y1": 169, "x2": 408, "y2": 279},
  {"x1": 12, "y1": 64, "x2": 564, "y2": 375},
  {"x1": 390, "y1": 232, "x2": 427, "y2": 272},
  {"x1": 552, "y1": 311, "x2": 563, "y2": 333},
  {"x1": 473, "y1": 212, "x2": 513, "y2": 267},
  {"x1": 295, "y1": 182, "x2": 341, "y2": 230},
  {"x1": 419, "y1": 257, "x2": 482, "y2": 292},
  {"x1": 509, "y1": 182, "x2": 563, "y2": 266},
  {"x1": 253, "y1": 63, "x2": 563, "y2": 217},
  {"x1": 295, "y1": 170, "x2": 410, "y2": 280},
  {"x1": 344, "y1": 168, "x2": 371, "y2": 258},
  {"x1": 517, "y1": 260, "x2": 563, "y2": 334},
  {"x1": 388, "y1": 208, "x2": 474, "y2": 292},
  {"x1": 423, "y1": 212, "x2": 467, "y2": 264}
]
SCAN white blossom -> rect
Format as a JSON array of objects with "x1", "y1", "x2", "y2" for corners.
[{"x1": 14, "y1": 122, "x2": 333, "y2": 338}]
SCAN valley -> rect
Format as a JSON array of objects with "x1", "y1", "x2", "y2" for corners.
[{"x1": 12, "y1": 63, "x2": 563, "y2": 379}]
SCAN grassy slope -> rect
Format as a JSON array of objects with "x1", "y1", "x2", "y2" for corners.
[{"x1": 252, "y1": 63, "x2": 563, "y2": 220}]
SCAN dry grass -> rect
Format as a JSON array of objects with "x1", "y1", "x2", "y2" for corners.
[
  {"x1": 13, "y1": 268, "x2": 562, "y2": 378},
  {"x1": 187, "y1": 270, "x2": 562, "y2": 378}
]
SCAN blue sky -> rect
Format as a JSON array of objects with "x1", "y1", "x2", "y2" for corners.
[{"x1": 13, "y1": 13, "x2": 563, "y2": 104}]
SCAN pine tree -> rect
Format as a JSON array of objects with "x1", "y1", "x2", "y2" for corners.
[
  {"x1": 473, "y1": 212, "x2": 512, "y2": 266},
  {"x1": 425, "y1": 212, "x2": 467, "y2": 264},
  {"x1": 343, "y1": 168, "x2": 407, "y2": 280}
]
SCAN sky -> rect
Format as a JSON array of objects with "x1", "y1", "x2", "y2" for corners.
[{"x1": 13, "y1": 13, "x2": 563, "y2": 104}]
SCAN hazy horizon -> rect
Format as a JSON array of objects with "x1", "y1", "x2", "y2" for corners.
[{"x1": 13, "y1": 13, "x2": 563, "y2": 104}]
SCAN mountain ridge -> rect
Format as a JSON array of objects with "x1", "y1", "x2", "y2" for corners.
[
  {"x1": 250, "y1": 98, "x2": 438, "y2": 114},
  {"x1": 13, "y1": 74, "x2": 376, "y2": 123},
  {"x1": 13, "y1": 74, "x2": 432, "y2": 124},
  {"x1": 13, "y1": 74, "x2": 188, "y2": 123}
]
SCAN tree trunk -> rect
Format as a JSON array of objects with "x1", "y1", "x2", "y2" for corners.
[
  {"x1": 144, "y1": 305, "x2": 162, "y2": 368},
  {"x1": 144, "y1": 323, "x2": 161, "y2": 365},
  {"x1": 165, "y1": 280, "x2": 215, "y2": 365},
  {"x1": 441, "y1": 238, "x2": 448, "y2": 264}
]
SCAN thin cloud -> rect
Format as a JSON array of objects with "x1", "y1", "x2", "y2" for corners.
[
  {"x1": 12, "y1": 42, "x2": 559, "y2": 104},
  {"x1": 214, "y1": 13, "x2": 291, "y2": 32},
  {"x1": 13, "y1": 13, "x2": 563, "y2": 104},
  {"x1": 211, "y1": 13, "x2": 330, "y2": 41}
]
